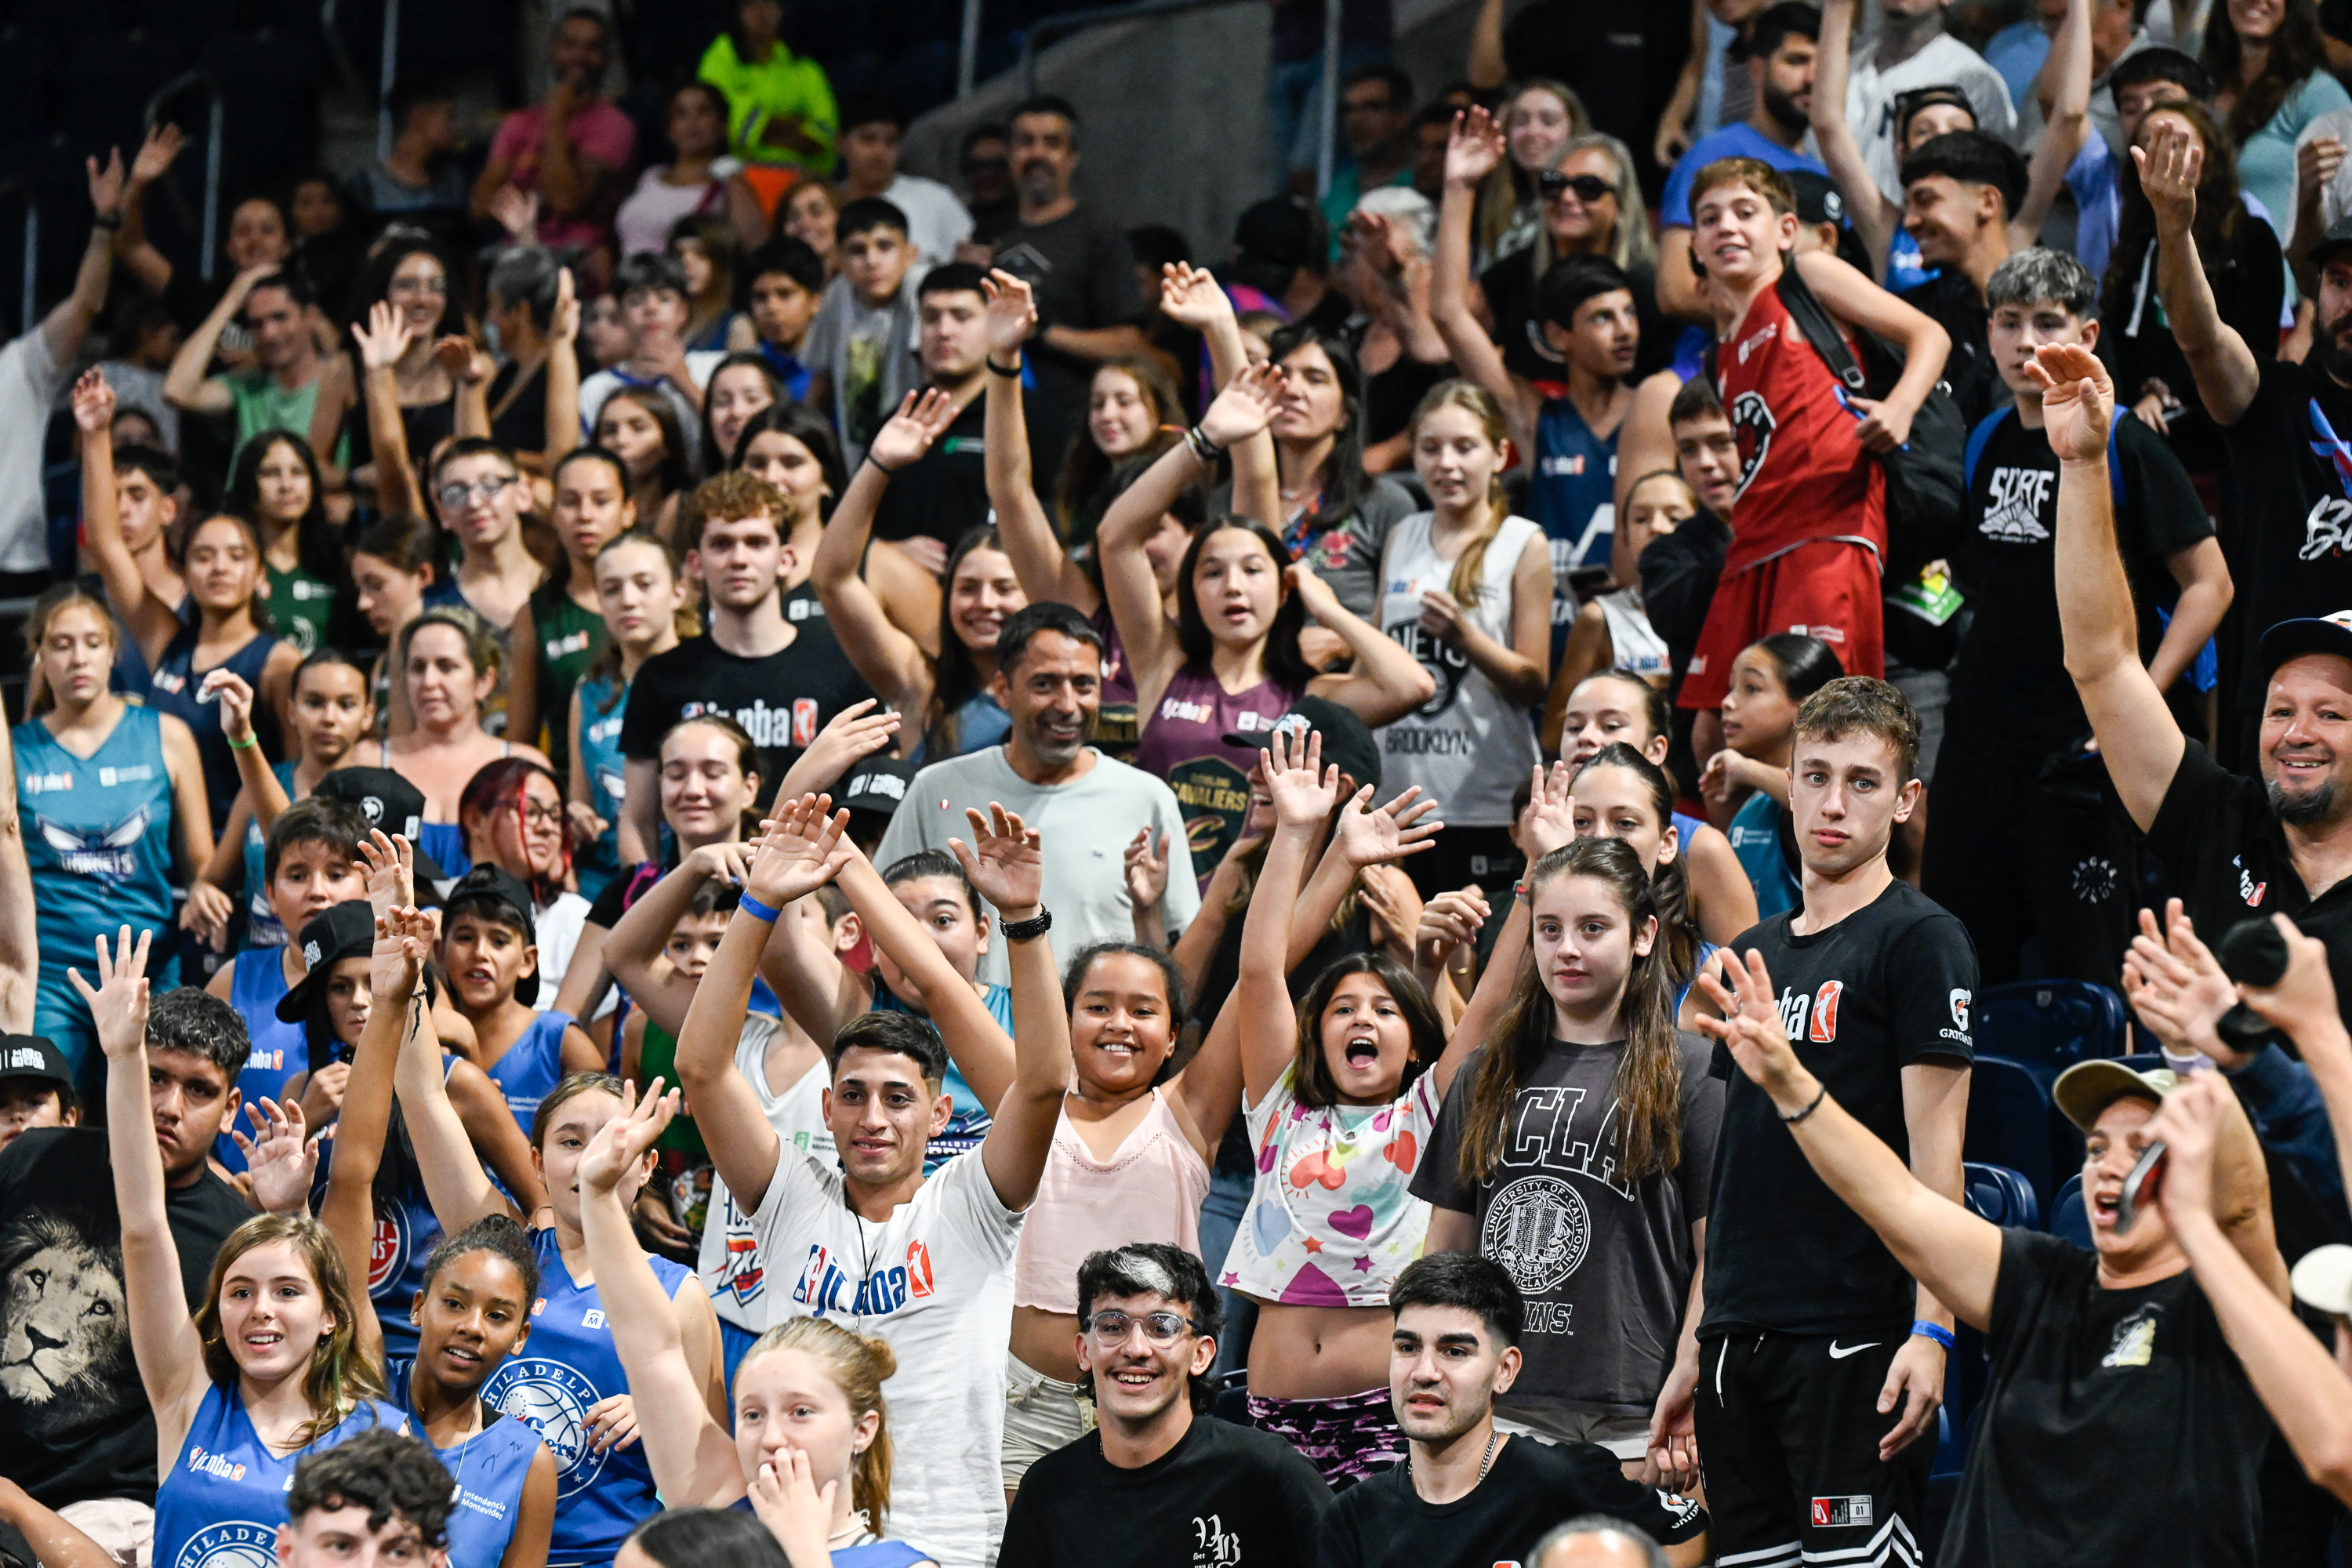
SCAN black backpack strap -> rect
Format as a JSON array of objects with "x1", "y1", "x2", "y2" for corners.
[{"x1": 1772, "y1": 249, "x2": 1870, "y2": 394}]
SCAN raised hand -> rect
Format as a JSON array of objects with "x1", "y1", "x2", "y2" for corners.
[
  {"x1": 356, "y1": 830, "x2": 416, "y2": 919},
  {"x1": 71, "y1": 368, "x2": 115, "y2": 435},
  {"x1": 1261, "y1": 726, "x2": 1338, "y2": 830},
  {"x1": 234, "y1": 1097, "x2": 320, "y2": 1214},
  {"x1": 981, "y1": 268, "x2": 1040, "y2": 354},
  {"x1": 67, "y1": 927, "x2": 153, "y2": 1059},
  {"x1": 1524, "y1": 760, "x2": 1578, "y2": 858},
  {"x1": 952, "y1": 803, "x2": 1045, "y2": 914},
  {"x1": 370, "y1": 903, "x2": 434, "y2": 1000},
  {"x1": 354, "y1": 300, "x2": 415, "y2": 372},
  {"x1": 1693, "y1": 947, "x2": 1810, "y2": 1102},
  {"x1": 682, "y1": 840, "x2": 755, "y2": 888},
  {"x1": 578, "y1": 1076, "x2": 677, "y2": 1196},
  {"x1": 746, "y1": 795, "x2": 855, "y2": 908},
  {"x1": 1358, "y1": 864, "x2": 1426, "y2": 960},
  {"x1": 1334, "y1": 782, "x2": 1442, "y2": 866},
  {"x1": 550, "y1": 267, "x2": 580, "y2": 344},
  {"x1": 868, "y1": 387, "x2": 960, "y2": 472},
  {"x1": 788, "y1": 699, "x2": 902, "y2": 795},
  {"x1": 1158, "y1": 261, "x2": 1238, "y2": 331},
  {"x1": 129, "y1": 122, "x2": 184, "y2": 188},
  {"x1": 2118, "y1": 900, "x2": 2240, "y2": 1065},
  {"x1": 2026, "y1": 342, "x2": 2114, "y2": 465},
  {"x1": 1199, "y1": 359, "x2": 1283, "y2": 448},
  {"x1": 1415, "y1": 885, "x2": 1492, "y2": 972},
  {"x1": 179, "y1": 884, "x2": 234, "y2": 953},
  {"x1": 198, "y1": 668, "x2": 257, "y2": 747},
  {"x1": 433, "y1": 335, "x2": 495, "y2": 387},
  {"x1": 2238, "y1": 911, "x2": 2344, "y2": 1050},
  {"x1": 2131, "y1": 114, "x2": 2202, "y2": 236},
  {"x1": 489, "y1": 184, "x2": 539, "y2": 245},
  {"x1": 1446, "y1": 107, "x2": 1506, "y2": 189},
  {"x1": 86, "y1": 147, "x2": 127, "y2": 221},
  {"x1": 1124, "y1": 826, "x2": 1170, "y2": 913},
  {"x1": 2143, "y1": 1069, "x2": 2234, "y2": 1229}
]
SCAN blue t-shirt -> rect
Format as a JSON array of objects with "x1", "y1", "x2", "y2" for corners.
[
  {"x1": 1660, "y1": 124, "x2": 1829, "y2": 229},
  {"x1": 216, "y1": 948, "x2": 307, "y2": 1174},
  {"x1": 387, "y1": 1359, "x2": 546, "y2": 1568},
  {"x1": 153, "y1": 1388, "x2": 407, "y2": 1568},
  {"x1": 1533, "y1": 394, "x2": 1620, "y2": 669}
]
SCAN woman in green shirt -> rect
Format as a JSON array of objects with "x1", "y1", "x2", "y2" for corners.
[
  {"x1": 508, "y1": 446, "x2": 635, "y2": 770},
  {"x1": 697, "y1": 0, "x2": 837, "y2": 174},
  {"x1": 228, "y1": 429, "x2": 348, "y2": 656}
]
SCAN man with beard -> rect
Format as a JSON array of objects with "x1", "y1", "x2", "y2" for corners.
[
  {"x1": 1001, "y1": 1244, "x2": 1331, "y2": 1568},
  {"x1": 2143, "y1": 116, "x2": 2352, "y2": 753},
  {"x1": 2049, "y1": 331, "x2": 2352, "y2": 1003},
  {"x1": 877, "y1": 603, "x2": 1198, "y2": 985},
  {"x1": 0, "y1": 989, "x2": 260, "y2": 1559},
  {"x1": 1657, "y1": 3, "x2": 1828, "y2": 323},
  {"x1": 1318, "y1": 1255, "x2": 1708, "y2": 1568},
  {"x1": 985, "y1": 97, "x2": 1154, "y2": 499}
]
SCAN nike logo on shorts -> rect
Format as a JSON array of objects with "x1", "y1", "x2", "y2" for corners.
[{"x1": 1826, "y1": 1340, "x2": 1879, "y2": 1359}]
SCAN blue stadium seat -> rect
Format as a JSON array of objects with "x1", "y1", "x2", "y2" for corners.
[
  {"x1": 1963, "y1": 1161, "x2": 2040, "y2": 1230},
  {"x1": 2050, "y1": 1172, "x2": 2092, "y2": 1247},
  {"x1": 1973, "y1": 980, "x2": 2130, "y2": 1086},
  {"x1": 1935, "y1": 1162, "x2": 2040, "y2": 1484},
  {"x1": 1963, "y1": 1057, "x2": 2056, "y2": 1208}
]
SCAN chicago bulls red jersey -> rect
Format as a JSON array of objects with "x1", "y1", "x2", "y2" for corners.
[{"x1": 1715, "y1": 276, "x2": 1886, "y2": 575}]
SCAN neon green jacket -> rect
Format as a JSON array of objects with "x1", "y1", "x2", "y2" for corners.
[{"x1": 698, "y1": 33, "x2": 838, "y2": 173}]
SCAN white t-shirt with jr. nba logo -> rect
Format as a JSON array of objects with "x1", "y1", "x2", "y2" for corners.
[
  {"x1": 753, "y1": 1142, "x2": 1022, "y2": 1568},
  {"x1": 699, "y1": 1014, "x2": 836, "y2": 1331}
]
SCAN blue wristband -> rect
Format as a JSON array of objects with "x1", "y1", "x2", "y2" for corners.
[
  {"x1": 738, "y1": 894, "x2": 782, "y2": 924},
  {"x1": 1910, "y1": 1320, "x2": 1955, "y2": 1351}
]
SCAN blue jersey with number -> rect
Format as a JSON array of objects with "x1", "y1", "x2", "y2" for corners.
[
  {"x1": 152, "y1": 1386, "x2": 405, "y2": 1568},
  {"x1": 216, "y1": 948, "x2": 307, "y2": 1174},
  {"x1": 387, "y1": 1359, "x2": 546, "y2": 1568},
  {"x1": 482, "y1": 1227, "x2": 687, "y2": 1568},
  {"x1": 16, "y1": 706, "x2": 178, "y2": 1071},
  {"x1": 485, "y1": 1011, "x2": 579, "y2": 1134},
  {"x1": 1532, "y1": 394, "x2": 1619, "y2": 666}
]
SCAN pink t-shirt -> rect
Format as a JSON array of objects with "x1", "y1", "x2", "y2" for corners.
[{"x1": 488, "y1": 102, "x2": 639, "y2": 251}]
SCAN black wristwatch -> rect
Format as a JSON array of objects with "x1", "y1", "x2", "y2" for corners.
[{"x1": 1000, "y1": 909, "x2": 1053, "y2": 942}]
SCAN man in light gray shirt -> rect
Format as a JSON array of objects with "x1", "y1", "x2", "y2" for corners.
[{"x1": 878, "y1": 602, "x2": 1199, "y2": 985}]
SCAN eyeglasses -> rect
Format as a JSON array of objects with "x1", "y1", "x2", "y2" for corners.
[
  {"x1": 515, "y1": 802, "x2": 564, "y2": 829},
  {"x1": 437, "y1": 475, "x2": 515, "y2": 510},
  {"x1": 1084, "y1": 1310, "x2": 1196, "y2": 1345},
  {"x1": 390, "y1": 275, "x2": 448, "y2": 297},
  {"x1": 1538, "y1": 172, "x2": 1614, "y2": 204}
]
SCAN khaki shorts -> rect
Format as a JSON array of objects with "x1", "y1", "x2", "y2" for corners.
[
  {"x1": 1496, "y1": 1407, "x2": 1654, "y2": 1461},
  {"x1": 1002, "y1": 1355, "x2": 1096, "y2": 1484}
]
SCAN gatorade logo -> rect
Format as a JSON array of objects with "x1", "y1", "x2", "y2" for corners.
[{"x1": 1809, "y1": 982, "x2": 1842, "y2": 1044}]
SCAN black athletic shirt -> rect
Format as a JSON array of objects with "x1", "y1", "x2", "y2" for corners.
[
  {"x1": 1317, "y1": 1435, "x2": 1707, "y2": 1568},
  {"x1": 617, "y1": 582, "x2": 876, "y2": 812},
  {"x1": 1701, "y1": 879, "x2": 1977, "y2": 1338},
  {"x1": 1938, "y1": 1229, "x2": 2267, "y2": 1566},
  {"x1": 2217, "y1": 358, "x2": 2352, "y2": 713},
  {"x1": 1000, "y1": 1416, "x2": 1331, "y2": 1568},
  {"x1": 1948, "y1": 409, "x2": 2211, "y2": 764}
]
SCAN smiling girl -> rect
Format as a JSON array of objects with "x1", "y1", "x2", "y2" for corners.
[
  {"x1": 228, "y1": 431, "x2": 346, "y2": 655},
  {"x1": 570, "y1": 531, "x2": 692, "y2": 899},
  {"x1": 510, "y1": 448, "x2": 638, "y2": 771}
]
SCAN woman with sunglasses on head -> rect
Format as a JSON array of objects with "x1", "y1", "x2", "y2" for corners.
[{"x1": 1480, "y1": 130, "x2": 1669, "y2": 383}]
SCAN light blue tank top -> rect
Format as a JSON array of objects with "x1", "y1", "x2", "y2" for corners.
[
  {"x1": 574, "y1": 674, "x2": 629, "y2": 903},
  {"x1": 216, "y1": 949, "x2": 307, "y2": 1174},
  {"x1": 485, "y1": 1011, "x2": 579, "y2": 1134},
  {"x1": 1728, "y1": 789, "x2": 1802, "y2": 920},
  {"x1": 151, "y1": 1386, "x2": 406, "y2": 1568},
  {"x1": 387, "y1": 1359, "x2": 546, "y2": 1568},
  {"x1": 240, "y1": 761, "x2": 300, "y2": 949},
  {"x1": 481, "y1": 1227, "x2": 688, "y2": 1568},
  {"x1": 17, "y1": 703, "x2": 177, "y2": 977}
]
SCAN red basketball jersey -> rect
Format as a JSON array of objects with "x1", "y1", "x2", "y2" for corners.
[{"x1": 1715, "y1": 274, "x2": 1886, "y2": 575}]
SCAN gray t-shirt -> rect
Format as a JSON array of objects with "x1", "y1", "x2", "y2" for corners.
[
  {"x1": 1215, "y1": 475, "x2": 1418, "y2": 624},
  {"x1": 874, "y1": 745, "x2": 1200, "y2": 988},
  {"x1": 804, "y1": 273, "x2": 923, "y2": 470},
  {"x1": 1414, "y1": 1033, "x2": 1723, "y2": 1421}
]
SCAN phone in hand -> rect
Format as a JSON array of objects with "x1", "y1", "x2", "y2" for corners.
[{"x1": 2116, "y1": 1141, "x2": 2168, "y2": 1233}]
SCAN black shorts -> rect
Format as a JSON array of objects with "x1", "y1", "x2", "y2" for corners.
[{"x1": 1693, "y1": 1329, "x2": 1931, "y2": 1568}]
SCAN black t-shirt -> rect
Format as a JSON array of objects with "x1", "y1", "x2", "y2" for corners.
[
  {"x1": 1317, "y1": 1434, "x2": 1706, "y2": 1568},
  {"x1": 2217, "y1": 357, "x2": 2352, "y2": 712},
  {"x1": 1363, "y1": 354, "x2": 1459, "y2": 447},
  {"x1": 486, "y1": 341, "x2": 582, "y2": 456},
  {"x1": 1639, "y1": 503, "x2": 1731, "y2": 701},
  {"x1": 1414, "y1": 1036, "x2": 1722, "y2": 1418},
  {"x1": 2102, "y1": 212, "x2": 2281, "y2": 485},
  {"x1": 1702, "y1": 880, "x2": 1977, "y2": 1337},
  {"x1": 991, "y1": 205, "x2": 1138, "y2": 496},
  {"x1": 0, "y1": 1127, "x2": 252, "y2": 1507},
  {"x1": 2143, "y1": 739, "x2": 2352, "y2": 996},
  {"x1": 1938, "y1": 1229, "x2": 2267, "y2": 1566},
  {"x1": 1897, "y1": 270, "x2": 1999, "y2": 428},
  {"x1": 872, "y1": 392, "x2": 990, "y2": 551},
  {"x1": 999, "y1": 1416, "x2": 1332, "y2": 1568},
  {"x1": 616, "y1": 584, "x2": 877, "y2": 811},
  {"x1": 1948, "y1": 408, "x2": 2212, "y2": 761}
]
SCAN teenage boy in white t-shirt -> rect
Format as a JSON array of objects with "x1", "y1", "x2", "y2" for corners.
[{"x1": 673, "y1": 794, "x2": 1069, "y2": 1568}]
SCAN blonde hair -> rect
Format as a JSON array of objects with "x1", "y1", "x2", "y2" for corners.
[
  {"x1": 195, "y1": 1213, "x2": 386, "y2": 1446},
  {"x1": 740, "y1": 1318, "x2": 898, "y2": 1523},
  {"x1": 1536, "y1": 134, "x2": 1658, "y2": 278},
  {"x1": 1408, "y1": 380, "x2": 1514, "y2": 607},
  {"x1": 23, "y1": 583, "x2": 120, "y2": 715}
]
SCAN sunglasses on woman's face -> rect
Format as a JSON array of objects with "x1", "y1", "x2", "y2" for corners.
[{"x1": 1539, "y1": 172, "x2": 1613, "y2": 204}]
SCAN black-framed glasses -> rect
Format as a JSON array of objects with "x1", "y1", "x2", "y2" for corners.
[
  {"x1": 1084, "y1": 1310, "x2": 1196, "y2": 1345},
  {"x1": 1538, "y1": 172, "x2": 1613, "y2": 204}
]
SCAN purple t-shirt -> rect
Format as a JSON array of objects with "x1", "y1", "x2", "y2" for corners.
[
  {"x1": 1092, "y1": 603, "x2": 1140, "y2": 758},
  {"x1": 1133, "y1": 664, "x2": 1296, "y2": 880},
  {"x1": 488, "y1": 101, "x2": 639, "y2": 251}
]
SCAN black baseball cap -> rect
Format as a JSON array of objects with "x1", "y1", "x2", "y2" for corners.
[
  {"x1": 839, "y1": 755, "x2": 920, "y2": 823},
  {"x1": 1785, "y1": 168, "x2": 1847, "y2": 229},
  {"x1": 2310, "y1": 215, "x2": 2352, "y2": 272},
  {"x1": 0, "y1": 1033, "x2": 72, "y2": 1093},
  {"x1": 2258, "y1": 610, "x2": 2352, "y2": 678},
  {"x1": 1225, "y1": 695, "x2": 1381, "y2": 793},
  {"x1": 444, "y1": 865, "x2": 541, "y2": 1006},
  {"x1": 310, "y1": 768, "x2": 452, "y2": 891},
  {"x1": 276, "y1": 901, "x2": 379, "y2": 1025}
]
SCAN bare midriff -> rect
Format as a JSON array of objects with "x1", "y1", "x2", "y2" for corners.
[
  {"x1": 1010, "y1": 1305, "x2": 1085, "y2": 1385},
  {"x1": 1244, "y1": 1301, "x2": 1392, "y2": 1399}
]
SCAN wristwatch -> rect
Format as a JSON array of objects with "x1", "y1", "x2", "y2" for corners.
[{"x1": 1000, "y1": 909, "x2": 1053, "y2": 942}]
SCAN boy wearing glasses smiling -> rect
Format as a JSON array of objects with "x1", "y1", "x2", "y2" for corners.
[
  {"x1": 432, "y1": 438, "x2": 548, "y2": 633},
  {"x1": 1000, "y1": 1243, "x2": 1334, "y2": 1568}
]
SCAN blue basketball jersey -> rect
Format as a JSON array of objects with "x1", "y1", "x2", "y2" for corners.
[
  {"x1": 359, "y1": 1172, "x2": 445, "y2": 1362},
  {"x1": 1532, "y1": 394, "x2": 1620, "y2": 668},
  {"x1": 573, "y1": 675, "x2": 628, "y2": 903},
  {"x1": 216, "y1": 949, "x2": 307, "y2": 1174},
  {"x1": 481, "y1": 1227, "x2": 688, "y2": 1568},
  {"x1": 17, "y1": 706, "x2": 178, "y2": 1072},
  {"x1": 387, "y1": 1360, "x2": 546, "y2": 1568},
  {"x1": 148, "y1": 627, "x2": 282, "y2": 837},
  {"x1": 151, "y1": 1385, "x2": 406, "y2": 1568},
  {"x1": 484, "y1": 1011, "x2": 579, "y2": 1134}
]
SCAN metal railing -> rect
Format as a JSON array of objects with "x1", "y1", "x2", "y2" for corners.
[
  {"x1": 145, "y1": 69, "x2": 225, "y2": 283},
  {"x1": 992, "y1": 0, "x2": 1344, "y2": 194}
]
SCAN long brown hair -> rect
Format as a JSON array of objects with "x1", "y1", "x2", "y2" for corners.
[
  {"x1": 1408, "y1": 380, "x2": 1513, "y2": 607},
  {"x1": 1457, "y1": 837, "x2": 1684, "y2": 1185},
  {"x1": 2102, "y1": 98, "x2": 2241, "y2": 333},
  {"x1": 2205, "y1": 0, "x2": 2327, "y2": 144},
  {"x1": 1289, "y1": 953, "x2": 1448, "y2": 1110},
  {"x1": 741, "y1": 1317, "x2": 898, "y2": 1523},
  {"x1": 1574, "y1": 742, "x2": 1700, "y2": 988},
  {"x1": 194, "y1": 1213, "x2": 385, "y2": 1445}
]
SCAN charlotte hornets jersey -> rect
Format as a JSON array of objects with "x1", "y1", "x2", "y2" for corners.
[
  {"x1": 387, "y1": 1360, "x2": 546, "y2": 1568},
  {"x1": 481, "y1": 1227, "x2": 688, "y2": 1568},
  {"x1": 216, "y1": 949, "x2": 307, "y2": 1174},
  {"x1": 151, "y1": 1385, "x2": 405, "y2": 1568}
]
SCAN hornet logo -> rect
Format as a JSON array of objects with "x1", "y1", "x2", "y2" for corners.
[{"x1": 38, "y1": 810, "x2": 148, "y2": 880}]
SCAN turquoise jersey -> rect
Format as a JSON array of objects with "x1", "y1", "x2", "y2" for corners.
[
  {"x1": 16, "y1": 705, "x2": 177, "y2": 1075},
  {"x1": 574, "y1": 673, "x2": 628, "y2": 903},
  {"x1": 1728, "y1": 789, "x2": 1802, "y2": 920},
  {"x1": 239, "y1": 761, "x2": 300, "y2": 949}
]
